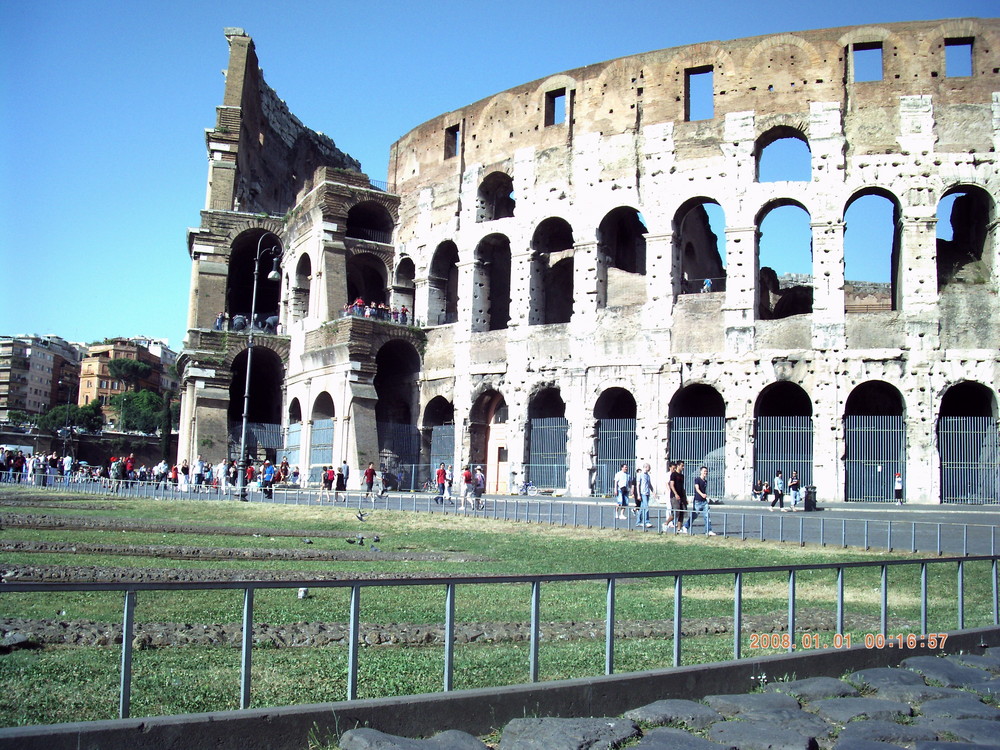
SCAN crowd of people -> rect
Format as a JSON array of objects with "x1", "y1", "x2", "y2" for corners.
[
  {"x1": 612, "y1": 460, "x2": 718, "y2": 536},
  {"x1": 342, "y1": 297, "x2": 410, "y2": 325}
]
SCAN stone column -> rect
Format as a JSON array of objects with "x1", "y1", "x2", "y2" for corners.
[
  {"x1": 644, "y1": 232, "x2": 674, "y2": 323},
  {"x1": 899, "y1": 216, "x2": 941, "y2": 351},
  {"x1": 573, "y1": 241, "x2": 600, "y2": 327},
  {"x1": 723, "y1": 226, "x2": 757, "y2": 354},
  {"x1": 812, "y1": 220, "x2": 846, "y2": 350}
]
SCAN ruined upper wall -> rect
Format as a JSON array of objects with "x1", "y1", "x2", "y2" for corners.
[
  {"x1": 207, "y1": 29, "x2": 361, "y2": 216},
  {"x1": 388, "y1": 18, "x2": 998, "y2": 200}
]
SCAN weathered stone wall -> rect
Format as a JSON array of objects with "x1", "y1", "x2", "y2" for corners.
[{"x1": 385, "y1": 18, "x2": 1000, "y2": 503}]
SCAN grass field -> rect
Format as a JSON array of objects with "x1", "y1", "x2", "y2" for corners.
[{"x1": 0, "y1": 486, "x2": 995, "y2": 728}]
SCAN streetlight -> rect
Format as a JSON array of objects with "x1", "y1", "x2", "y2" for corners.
[{"x1": 237, "y1": 231, "x2": 283, "y2": 501}]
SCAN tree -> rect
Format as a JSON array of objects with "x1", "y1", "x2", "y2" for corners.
[
  {"x1": 108, "y1": 358, "x2": 153, "y2": 392},
  {"x1": 36, "y1": 402, "x2": 103, "y2": 433},
  {"x1": 6, "y1": 410, "x2": 31, "y2": 427},
  {"x1": 110, "y1": 390, "x2": 163, "y2": 433}
]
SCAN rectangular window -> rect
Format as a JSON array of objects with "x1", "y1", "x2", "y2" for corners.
[
  {"x1": 544, "y1": 88, "x2": 566, "y2": 126},
  {"x1": 444, "y1": 124, "x2": 460, "y2": 160},
  {"x1": 685, "y1": 66, "x2": 713, "y2": 121},
  {"x1": 945, "y1": 38, "x2": 973, "y2": 77},
  {"x1": 851, "y1": 42, "x2": 883, "y2": 82}
]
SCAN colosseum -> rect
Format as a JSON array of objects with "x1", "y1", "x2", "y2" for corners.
[{"x1": 177, "y1": 19, "x2": 999, "y2": 505}]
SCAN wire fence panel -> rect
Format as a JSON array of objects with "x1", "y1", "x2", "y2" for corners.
[
  {"x1": 377, "y1": 422, "x2": 421, "y2": 470},
  {"x1": 938, "y1": 416, "x2": 1000, "y2": 505},
  {"x1": 429, "y1": 424, "x2": 455, "y2": 471},
  {"x1": 527, "y1": 417, "x2": 569, "y2": 488},
  {"x1": 284, "y1": 422, "x2": 301, "y2": 469},
  {"x1": 594, "y1": 418, "x2": 636, "y2": 496},
  {"x1": 308, "y1": 418, "x2": 334, "y2": 484},
  {"x1": 845, "y1": 415, "x2": 906, "y2": 502},
  {"x1": 228, "y1": 422, "x2": 283, "y2": 462},
  {"x1": 669, "y1": 417, "x2": 725, "y2": 497},
  {"x1": 754, "y1": 416, "x2": 813, "y2": 488}
]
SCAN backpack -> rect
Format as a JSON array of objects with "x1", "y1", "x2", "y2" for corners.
[{"x1": 326, "y1": 469, "x2": 335, "y2": 483}]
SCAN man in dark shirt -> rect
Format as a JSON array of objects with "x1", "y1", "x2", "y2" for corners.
[
  {"x1": 667, "y1": 461, "x2": 688, "y2": 533},
  {"x1": 685, "y1": 465, "x2": 716, "y2": 536},
  {"x1": 363, "y1": 462, "x2": 377, "y2": 501}
]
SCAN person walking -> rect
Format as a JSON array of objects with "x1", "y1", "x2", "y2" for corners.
[
  {"x1": 667, "y1": 461, "x2": 688, "y2": 532},
  {"x1": 894, "y1": 473, "x2": 904, "y2": 505},
  {"x1": 473, "y1": 466, "x2": 486, "y2": 509},
  {"x1": 635, "y1": 462, "x2": 654, "y2": 528},
  {"x1": 319, "y1": 466, "x2": 332, "y2": 503},
  {"x1": 435, "y1": 462, "x2": 447, "y2": 504},
  {"x1": 770, "y1": 469, "x2": 785, "y2": 511},
  {"x1": 363, "y1": 462, "x2": 377, "y2": 502},
  {"x1": 460, "y1": 465, "x2": 474, "y2": 509},
  {"x1": 788, "y1": 470, "x2": 802, "y2": 510},
  {"x1": 685, "y1": 465, "x2": 717, "y2": 536},
  {"x1": 613, "y1": 463, "x2": 630, "y2": 520}
]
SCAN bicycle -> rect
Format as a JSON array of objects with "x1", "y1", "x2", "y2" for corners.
[{"x1": 518, "y1": 479, "x2": 539, "y2": 496}]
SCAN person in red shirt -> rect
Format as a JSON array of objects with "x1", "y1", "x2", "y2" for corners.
[
  {"x1": 435, "y1": 462, "x2": 447, "y2": 504},
  {"x1": 363, "y1": 462, "x2": 376, "y2": 501},
  {"x1": 460, "y1": 465, "x2": 474, "y2": 509}
]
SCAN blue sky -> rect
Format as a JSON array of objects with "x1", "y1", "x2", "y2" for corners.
[{"x1": 0, "y1": 0, "x2": 992, "y2": 349}]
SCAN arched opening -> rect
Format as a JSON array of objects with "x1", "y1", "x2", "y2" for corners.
[
  {"x1": 756, "y1": 127, "x2": 811, "y2": 182},
  {"x1": 393, "y1": 257, "x2": 416, "y2": 322},
  {"x1": 756, "y1": 201, "x2": 813, "y2": 319},
  {"x1": 290, "y1": 254, "x2": 312, "y2": 321},
  {"x1": 938, "y1": 381, "x2": 999, "y2": 504},
  {"x1": 669, "y1": 384, "x2": 725, "y2": 496},
  {"x1": 346, "y1": 252, "x2": 388, "y2": 307},
  {"x1": 428, "y1": 241, "x2": 460, "y2": 326},
  {"x1": 593, "y1": 387, "x2": 637, "y2": 497},
  {"x1": 937, "y1": 185, "x2": 994, "y2": 290},
  {"x1": 473, "y1": 234, "x2": 512, "y2": 332},
  {"x1": 844, "y1": 381, "x2": 905, "y2": 502},
  {"x1": 308, "y1": 392, "x2": 335, "y2": 484},
  {"x1": 597, "y1": 207, "x2": 647, "y2": 308},
  {"x1": 476, "y1": 172, "x2": 515, "y2": 222},
  {"x1": 754, "y1": 382, "x2": 813, "y2": 489},
  {"x1": 530, "y1": 218, "x2": 575, "y2": 325},
  {"x1": 226, "y1": 230, "x2": 283, "y2": 325},
  {"x1": 844, "y1": 190, "x2": 901, "y2": 311},
  {"x1": 285, "y1": 398, "x2": 302, "y2": 472},
  {"x1": 526, "y1": 388, "x2": 568, "y2": 488},
  {"x1": 228, "y1": 346, "x2": 284, "y2": 463},
  {"x1": 674, "y1": 199, "x2": 726, "y2": 295},
  {"x1": 375, "y1": 340, "x2": 422, "y2": 478},
  {"x1": 469, "y1": 389, "x2": 509, "y2": 493},
  {"x1": 345, "y1": 201, "x2": 394, "y2": 244},
  {"x1": 420, "y1": 396, "x2": 455, "y2": 491}
]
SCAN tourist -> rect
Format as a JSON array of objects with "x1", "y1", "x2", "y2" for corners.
[
  {"x1": 613, "y1": 463, "x2": 630, "y2": 521},
  {"x1": 635, "y1": 462, "x2": 654, "y2": 528},
  {"x1": 770, "y1": 470, "x2": 785, "y2": 511},
  {"x1": 685, "y1": 466, "x2": 716, "y2": 536},
  {"x1": 668, "y1": 461, "x2": 688, "y2": 533}
]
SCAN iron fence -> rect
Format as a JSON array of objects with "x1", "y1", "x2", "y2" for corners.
[
  {"x1": 2, "y1": 548, "x2": 996, "y2": 719},
  {"x1": 938, "y1": 416, "x2": 1000, "y2": 505},
  {"x1": 845, "y1": 415, "x2": 906, "y2": 502},
  {"x1": 754, "y1": 416, "x2": 813, "y2": 487},
  {"x1": 669, "y1": 417, "x2": 725, "y2": 497}
]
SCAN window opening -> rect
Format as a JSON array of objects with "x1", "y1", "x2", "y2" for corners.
[
  {"x1": 851, "y1": 42, "x2": 883, "y2": 82},
  {"x1": 844, "y1": 193, "x2": 899, "y2": 311},
  {"x1": 757, "y1": 203, "x2": 813, "y2": 319},
  {"x1": 945, "y1": 38, "x2": 973, "y2": 77},
  {"x1": 757, "y1": 131, "x2": 811, "y2": 182},
  {"x1": 685, "y1": 66, "x2": 713, "y2": 121},
  {"x1": 444, "y1": 124, "x2": 460, "y2": 159},
  {"x1": 545, "y1": 88, "x2": 566, "y2": 126}
]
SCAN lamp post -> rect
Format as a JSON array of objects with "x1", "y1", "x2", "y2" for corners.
[{"x1": 237, "y1": 232, "x2": 282, "y2": 501}]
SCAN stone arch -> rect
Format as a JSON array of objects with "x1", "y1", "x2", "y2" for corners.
[
  {"x1": 937, "y1": 380, "x2": 999, "y2": 504},
  {"x1": 756, "y1": 125, "x2": 811, "y2": 182},
  {"x1": 844, "y1": 187, "x2": 903, "y2": 311},
  {"x1": 472, "y1": 233, "x2": 512, "y2": 332},
  {"x1": 668, "y1": 383, "x2": 726, "y2": 494},
  {"x1": 936, "y1": 183, "x2": 995, "y2": 290},
  {"x1": 755, "y1": 199, "x2": 813, "y2": 320},
  {"x1": 289, "y1": 253, "x2": 312, "y2": 321},
  {"x1": 754, "y1": 381, "x2": 814, "y2": 488},
  {"x1": 525, "y1": 385, "x2": 568, "y2": 488},
  {"x1": 346, "y1": 251, "x2": 389, "y2": 305},
  {"x1": 476, "y1": 171, "x2": 515, "y2": 222},
  {"x1": 225, "y1": 228, "x2": 285, "y2": 324},
  {"x1": 311, "y1": 392, "x2": 335, "y2": 420},
  {"x1": 468, "y1": 387, "x2": 508, "y2": 482},
  {"x1": 374, "y1": 339, "x2": 422, "y2": 471},
  {"x1": 918, "y1": 19, "x2": 996, "y2": 68},
  {"x1": 838, "y1": 27, "x2": 913, "y2": 82},
  {"x1": 597, "y1": 206, "x2": 647, "y2": 309},
  {"x1": 428, "y1": 240, "x2": 460, "y2": 326},
  {"x1": 744, "y1": 33, "x2": 825, "y2": 78},
  {"x1": 288, "y1": 398, "x2": 302, "y2": 423},
  {"x1": 939, "y1": 380, "x2": 998, "y2": 419},
  {"x1": 393, "y1": 257, "x2": 415, "y2": 317},
  {"x1": 345, "y1": 200, "x2": 395, "y2": 244},
  {"x1": 530, "y1": 217, "x2": 575, "y2": 325},
  {"x1": 672, "y1": 197, "x2": 726, "y2": 295},
  {"x1": 227, "y1": 346, "x2": 285, "y2": 460},
  {"x1": 472, "y1": 93, "x2": 524, "y2": 149},
  {"x1": 669, "y1": 383, "x2": 726, "y2": 417}
]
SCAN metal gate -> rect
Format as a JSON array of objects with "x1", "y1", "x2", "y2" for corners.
[
  {"x1": 844, "y1": 415, "x2": 905, "y2": 502},
  {"x1": 377, "y1": 422, "x2": 420, "y2": 468},
  {"x1": 429, "y1": 424, "x2": 455, "y2": 471},
  {"x1": 669, "y1": 417, "x2": 725, "y2": 497},
  {"x1": 308, "y1": 418, "x2": 334, "y2": 484},
  {"x1": 938, "y1": 416, "x2": 1000, "y2": 505},
  {"x1": 228, "y1": 422, "x2": 283, "y2": 462},
  {"x1": 753, "y1": 416, "x2": 813, "y2": 490},
  {"x1": 527, "y1": 417, "x2": 569, "y2": 488},
  {"x1": 594, "y1": 418, "x2": 636, "y2": 496},
  {"x1": 284, "y1": 422, "x2": 301, "y2": 469}
]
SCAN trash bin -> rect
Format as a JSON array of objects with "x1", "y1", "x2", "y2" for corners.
[{"x1": 804, "y1": 485, "x2": 817, "y2": 512}]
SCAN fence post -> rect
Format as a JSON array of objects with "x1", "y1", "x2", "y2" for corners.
[
  {"x1": 787, "y1": 570, "x2": 795, "y2": 653},
  {"x1": 674, "y1": 575, "x2": 683, "y2": 666},
  {"x1": 957, "y1": 560, "x2": 965, "y2": 630},
  {"x1": 605, "y1": 577, "x2": 615, "y2": 675},
  {"x1": 347, "y1": 585, "x2": 361, "y2": 700},
  {"x1": 119, "y1": 589, "x2": 137, "y2": 719},
  {"x1": 444, "y1": 583, "x2": 455, "y2": 691},
  {"x1": 921, "y1": 562, "x2": 929, "y2": 635},
  {"x1": 880, "y1": 565, "x2": 888, "y2": 638},
  {"x1": 240, "y1": 587, "x2": 254, "y2": 709},
  {"x1": 836, "y1": 566, "x2": 845, "y2": 635},
  {"x1": 529, "y1": 581, "x2": 541, "y2": 682},
  {"x1": 734, "y1": 571, "x2": 743, "y2": 660}
]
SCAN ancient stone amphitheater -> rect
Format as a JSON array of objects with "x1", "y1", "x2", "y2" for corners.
[{"x1": 178, "y1": 19, "x2": 999, "y2": 506}]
